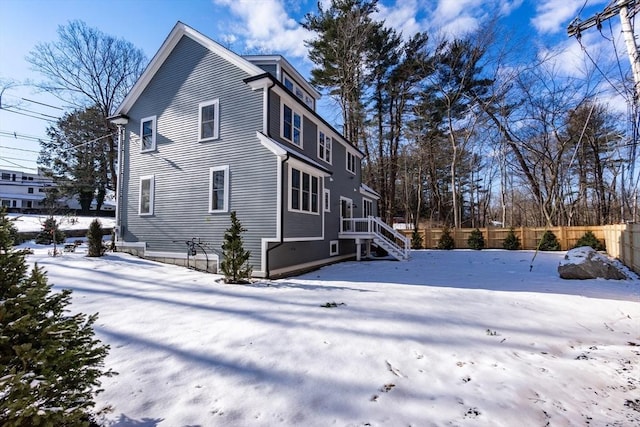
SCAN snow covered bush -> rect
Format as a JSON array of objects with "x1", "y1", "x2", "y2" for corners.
[
  {"x1": 538, "y1": 230, "x2": 561, "y2": 251},
  {"x1": 574, "y1": 231, "x2": 605, "y2": 251},
  {"x1": 437, "y1": 226, "x2": 455, "y2": 250},
  {"x1": 0, "y1": 210, "x2": 113, "y2": 426},
  {"x1": 467, "y1": 228, "x2": 485, "y2": 250},
  {"x1": 220, "y1": 211, "x2": 252, "y2": 283},
  {"x1": 502, "y1": 227, "x2": 521, "y2": 250}
]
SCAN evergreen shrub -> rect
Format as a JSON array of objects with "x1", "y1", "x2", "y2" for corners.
[
  {"x1": 467, "y1": 228, "x2": 485, "y2": 250},
  {"x1": 220, "y1": 211, "x2": 252, "y2": 283},
  {"x1": 411, "y1": 229, "x2": 423, "y2": 249},
  {"x1": 538, "y1": 230, "x2": 561, "y2": 251},
  {"x1": 574, "y1": 230, "x2": 605, "y2": 251},
  {"x1": 0, "y1": 210, "x2": 112, "y2": 426},
  {"x1": 502, "y1": 227, "x2": 521, "y2": 250},
  {"x1": 87, "y1": 219, "x2": 105, "y2": 257},
  {"x1": 437, "y1": 226, "x2": 455, "y2": 250},
  {"x1": 35, "y1": 216, "x2": 65, "y2": 245}
]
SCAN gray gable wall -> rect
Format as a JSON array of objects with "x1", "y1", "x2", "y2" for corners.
[{"x1": 121, "y1": 35, "x2": 277, "y2": 269}]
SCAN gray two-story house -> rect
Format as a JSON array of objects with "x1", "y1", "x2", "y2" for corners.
[{"x1": 110, "y1": 22, "x2": 408, "y2": 278}]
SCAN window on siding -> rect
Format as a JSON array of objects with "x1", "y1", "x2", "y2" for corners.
[
  {"x1": 329, "y1": 240, "x2": 339, "y2": 256},
  {"x1": 346, "y1": 151, "x2": 356, "y2": 174},
  {"x1": 139, "y1": 175, "x2": 155, "y2": 215},
  {"x1": 282, "y1": 104, "x2": 302, "y2": 146},
  {"x1": 209, "y1": 166, "x2": 229, "y2": 213},
  {"x1": 199, "y1": 99, "x2": 220, "y2": 141},
  {"x1": 27, "y1": 188, "x2": 34, "y2": 194},
  {"x1": 323, "y1": 188, "x2": 330, "y2": 212},
  {"x1": 290, "y1": 167, "x2": 318, "y2": 214},
  {"x1": 363, "y1": 198, "x2": 373, "y2": 218},
  {"x1": 318, "y1": 130, "x2": 332, "y2": 163},
  {"x1": 140, "y1": 116, "x2": 156, "y2": 152},
  {"x1": 283, "y1": 72, "x2": 314, "y2": 109}
]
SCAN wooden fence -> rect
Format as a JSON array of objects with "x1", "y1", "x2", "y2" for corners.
[{"x1": 402, "y1": 225, "x2": 640, "y2": 274}]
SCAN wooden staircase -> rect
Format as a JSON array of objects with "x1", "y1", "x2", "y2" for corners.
[{"x1": 339, "y1": 216, "x2": 410, "y2": 261}]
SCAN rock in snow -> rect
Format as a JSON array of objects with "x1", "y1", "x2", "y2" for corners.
[{"x1": 558, "y1": 246, "x2": 628, "y2": 280}]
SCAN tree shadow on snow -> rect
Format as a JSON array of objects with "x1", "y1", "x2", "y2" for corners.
[{"x1": 106, "y1": 414, "x2": 164, "y2": 427}]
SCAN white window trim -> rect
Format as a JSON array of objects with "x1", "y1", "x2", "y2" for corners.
[
  {"x1": 323, "y1": 188, "x2": 331, "y2": 213},
  {"x1": 363, "y1": 197, "x2": 373, "y2": 218},
  {"x1": 283, "y1": 71, "x2": 315, "y2": 109},
  {"x1": 288, "y1": 165, "x2": 320, "y2": 215},
  {"x1": 329, "y1": 240, "x2": 339, "y2": 256},
  {"x1": 138, "y1": 175, "x2": 155, "y2": 216},
  {"x1": 198, "y1": 99, "x2": 220, "y2": 142},
  {"x1": 140, "y1": 116, "x2": 157, "y2": 153},
  {"x1": 317, "y1": 128, "x2": 332, "y2": 165},
  {"x1": 346, "y1": 151, "x2": 357, "y2": 175},
  {"x1": 281, "y1": 102, "x2": 303, "y2": 147},
  {"x1": 208, "y1": 165, "x2": 229, "y2": 213}
]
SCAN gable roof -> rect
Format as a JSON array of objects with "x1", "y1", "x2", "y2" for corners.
[{"x1": 115, "y1": 22, "x2": 264, "y2": 115}]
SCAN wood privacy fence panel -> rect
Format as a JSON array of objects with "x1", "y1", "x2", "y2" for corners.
[{"x1": 403, "y1": 225, "x2": 639, "y2": 274}]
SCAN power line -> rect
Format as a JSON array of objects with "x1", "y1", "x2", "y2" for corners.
[
  {"x1": 21, "y1": 98, "x2": 64, "y2": 110},
  {"x1": 0, "y1": 145, "x2": 41, "y2": 154},
  {"x1": 0, "y1": 107, "x2": 57, "y2": 122}
]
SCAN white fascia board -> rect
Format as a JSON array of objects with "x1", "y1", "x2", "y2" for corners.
[
  {"x1": 257, "y1": 132, "x2": 287, "y2": 157},
  {"x1": 115, "y1": 22, "x2": 264, "y2": 115}
]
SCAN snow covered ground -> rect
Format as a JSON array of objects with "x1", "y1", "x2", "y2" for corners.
[
  {"x1": 9, "y1": 213, "x2": 115, "y2": 233},
  {"x1": 22, "y1": 244, "x2": 640, "y2": 427}
]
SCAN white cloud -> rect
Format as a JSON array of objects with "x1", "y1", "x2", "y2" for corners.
[
  {"x1": 375, "y1": 0, "x2": 422, "y2": 38},
  {"x1": 212, "y1": 0, "x2": 311, "y2": 58},
  {"x1": 531, "y1": 0, "x2": 600, "y2": 34}
]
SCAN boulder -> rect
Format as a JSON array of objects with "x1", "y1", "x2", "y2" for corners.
[{"x1": 558, "y1": 246, "x2": 628, "y2": 280}]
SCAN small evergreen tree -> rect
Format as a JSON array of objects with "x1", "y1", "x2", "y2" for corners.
[
  {"x1": 538, "y1": 230, "x2": 561, "y2": 251},
  {"x1": 0, "y1": 210, "x2": 112, "y2": 426},
  {"x1": 437, "y1": 226, "x2": 455, "y2": 250},
  {"x1": 411, "y1": 229, "x2": 423, "y2": 249},
  {"x1": 87, "y1": 218, "x2": 105, "y2": 257},
  {"x1": 35, "y1": 216, "x2": 65, "y2": 245},
  {"x1": 467, "y1": 228, "x2": 485, "y2": 250},
  {"x1": 502, "y1": 227, "x2": 521, "y2": 250},
  {"x1": 0, "y1": 209, "x2": 22, "y2": 245},
  {"x1": 220, "y1": 211, "x2": 252, "y2": 283},
  {"x1": 574, "y1": 230, "x2": 605, "y2": 251}
]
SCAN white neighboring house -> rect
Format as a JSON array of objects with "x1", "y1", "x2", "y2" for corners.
[{"x1": 0, "y1": 168, "x2": 55, "y2": 212}]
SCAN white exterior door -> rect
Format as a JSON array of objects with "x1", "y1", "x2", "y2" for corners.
[{"x1": 340, "y1": 197, "x2": 353, "y2": 232}]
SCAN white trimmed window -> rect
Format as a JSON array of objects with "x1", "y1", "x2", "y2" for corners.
[
  {"x1": 140, "y1": 116, "x2": 156, "y2": 152},
  {"x1": 139, "y1": 175, "x2": 155, "y2": 215},
  {"x1": 199, "y1": 99, "x2": 220, "y2": 141},
  {"x1": 363, "y1": 198, "x2": 373, "y2": 218},
  {"x1": 290, "y1": 167, "x2": 319, "y2": 214},
  {"x1": 283, "y1": 72, "x2": 314, "y2": 109},
  {"x1": 330, "y1": 240, "x2": 339, "y2": 256},
  {"x1": 318, "y1": 130, "x2": 332, "y2": 164},
  {"x1": 323, "y1": 188, "x2": 331, "y2": 212},
  {"x1": 209, "y1": 165, "x2": 229, "y2": 213},
  {"x1": 282, "y1": 103, "x2": 302, "y2": 146},
  {"x1": 346, "y1": 151, "x2": 356, "y2": 174}
]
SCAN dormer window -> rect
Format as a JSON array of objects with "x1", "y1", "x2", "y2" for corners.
[{"x1": 282, "y1": 71, "x2": 314, "y2": 109}]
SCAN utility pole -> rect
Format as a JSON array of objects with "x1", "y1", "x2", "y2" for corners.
[{"x1": 568, "y1": 0, "x2": 640, "y2": 103}]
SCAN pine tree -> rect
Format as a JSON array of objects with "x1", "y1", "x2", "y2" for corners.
[
  {"x1": 35, "y1": 216, "x2": 65, "y2": 245},
  {"x1": 0, "y1": 211, "x2": 22, "y2": 246},
  {"x1": 87, "y1": 218, "x2": 105, "y2": 257},
  {"x1": 574, "y1": 230, "x2": 605, "y2": 251},
  {"x1": 0, "y1": 209, "x2": 113, "y2": 426},
  {"x1": 220, "y1": 211, "x2": 252, "y2": 284},
  {"x1": 467, "y1": 228, "x2": 485, "y2": 250},
  {"x1": 502, "y1": 227, "x2": 521, "y2": 250},
  {"x1": 538, "y1": 230, "x2": 561, "y2": 251},
  {"x1": 437, "y1": 225, "x2": 455, "y2": 250},
  {"x1": 411, "y1": 229, "x2": 423, "y2": 249}
]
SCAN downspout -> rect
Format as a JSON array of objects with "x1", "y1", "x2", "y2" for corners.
[{"x1": 264, "y1": 79, "x2": 288, "y2": 279}]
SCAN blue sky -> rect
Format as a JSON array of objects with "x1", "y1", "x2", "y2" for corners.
[{"x1": 0, "y1": 0, "x2": 626, "y2": 172}]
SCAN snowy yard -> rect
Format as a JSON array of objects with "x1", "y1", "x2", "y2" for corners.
[{"x1": 24, "y1": 245, "x2": 640, "y2": 427}]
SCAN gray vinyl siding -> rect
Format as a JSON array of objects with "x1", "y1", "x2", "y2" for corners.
[
  {"x1": 267, "y1": 239, "x2": 356, "y2": 272},
  {"x1": 254, "y1": 63, "x2": 278, "y2": 78},
  {"x1": 121, "y1": 35, "x2": 277, "y2": 269}
]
